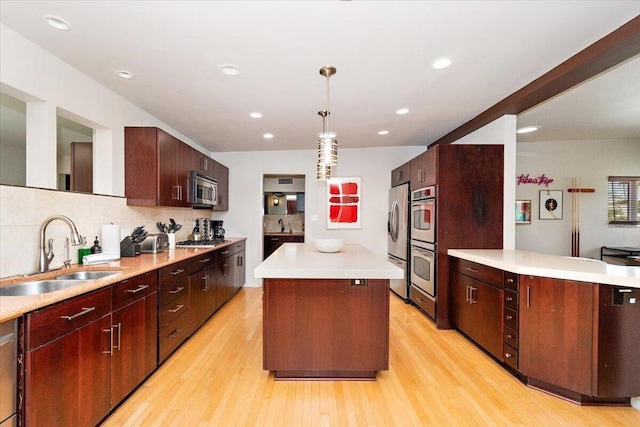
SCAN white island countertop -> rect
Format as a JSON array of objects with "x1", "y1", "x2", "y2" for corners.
[
  {"x1": 448, "y1": 249, "x2": 640, "y2": 288},
  {"x1": 255, "y1": 243, "x2": 403, "y2": 279}
]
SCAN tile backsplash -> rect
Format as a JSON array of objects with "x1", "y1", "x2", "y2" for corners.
[
  {"x1": 263, "y1": 214, "x2": 304, "y2": 234},
  {"x1": 0, "y1": 185, "x2": 207, "y2": 277}
]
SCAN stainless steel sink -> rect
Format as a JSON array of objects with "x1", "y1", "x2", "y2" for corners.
[
  {"x1": 0, "y1": 280, "x2": 86, "y2": 297},
  {"x1": 54, "y1": 271, "x2": 121, "y2": 281}
]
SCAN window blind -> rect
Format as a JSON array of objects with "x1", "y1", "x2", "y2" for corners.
[{"x1": 608, "y1": 176, "x2": 640, "y2": 225}]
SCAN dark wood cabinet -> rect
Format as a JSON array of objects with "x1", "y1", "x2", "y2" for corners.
[
  {"x1": 188, "y1": 253, "x2": 217, "y2": 335},
  {"x1": 502, "y1": 272, "x2": 519, "y2": 371},
  {"x1": 519, "y1": 275, "x2": 595, "y2": 396},
  {"x1": 263, "y1": 278, "x2": 389, "y2": 377},
  {"x1": 410, "y1": 148, "x2": 436, "y2": 189},
  {"x1": 212, "y1": 159, "x2": 229, "y2": 211},
  {"x1": 70, "y1": 142, "x2": 93, "y2": 193},
  {"x1": 24, "y1": 287, "x2": 112, "y2": 426},
  {"x1": 232, "y1": 241, "x2": 246, "y2": 293},
  {"x1": 125, "y1": 127, "x2": 189, "y2": 207},
  {"x1": 263, "y1": 234, "x2": 304, "y2": 260},
  {"x1": 450, "y1": 259, "x2": 503, "y2": 360},
  {"x1": 110, "y1": 272, "x2": 158, "y2": 404},
  {"x1": 158, "y1": 260, "x2": 190, "y2": 363},
  {"x1": 391, "y1": 160, "x2": 411, "y2": 187}
]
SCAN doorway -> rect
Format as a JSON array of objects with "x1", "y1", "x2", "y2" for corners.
[{"x1": 262, "y1": 174, "x2": 306, "y2": 259}]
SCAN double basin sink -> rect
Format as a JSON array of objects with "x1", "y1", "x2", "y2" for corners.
[{"x1": 0, "y1": 270, "x2": 121, "y2": 297}]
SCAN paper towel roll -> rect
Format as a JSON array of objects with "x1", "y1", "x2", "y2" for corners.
[{"x1": 101, "y1": 223, "x2": 121, "y2": 260}]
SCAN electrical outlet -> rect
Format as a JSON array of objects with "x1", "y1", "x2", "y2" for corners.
[{"x1": 351, "y1": 279, "x2": 367, "y2": 286}]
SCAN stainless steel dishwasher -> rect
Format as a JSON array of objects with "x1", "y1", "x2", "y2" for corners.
[{"x1": 0, "y1": 319, "x2": 17, "y2": 427}]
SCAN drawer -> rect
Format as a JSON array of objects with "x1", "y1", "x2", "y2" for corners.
[
  {"x1": 410, "y1": 285, "x2": 435, "y2": 319},
  {"x1": 504, "y1": 307, "x2": 518, "y2": 330},
  {"x1": 503, "y1": 289, "x2": 518, "y2": 311},
  {"x1": 189, "y1": 252, "x2": 214, "y2": 274},
  {"x1": 233, "y1": 240, "x2": 245, "y2": 253},
  {"x1": 504, "y1": 344, "x2": 518, "y2": 370},
  {"x1": 112, "y1": 271, "x2": 157, "y2": 310},
  {"x1": 504, "y1": 272, "x2": 518, "y2": 292},
  {"x1": 504, "y1": 325, "x2": 518, "y2": 349},
  {"x1": 158, "y1": 311, "x2": 189, "y2": 363},
  {"x1": 450, "y1": 258, "x2": 503, "y2": 288},
  {"x1": 159, "y1": 260, "x2": 189, "y2": 285},
  {"x1": 26, "y1": 287, "x2": 112, "y2": 350},
  {"x1": 159, "y1": 292, "x2": 189, "y2": 328}
]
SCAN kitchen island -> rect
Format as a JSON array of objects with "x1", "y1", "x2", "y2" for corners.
[
  {"x1": 448, "y1": 249, "x2": 639, "y2": 406},
  {"x1": 255, "y1": 242, "x2": 403, "y2": 379}
]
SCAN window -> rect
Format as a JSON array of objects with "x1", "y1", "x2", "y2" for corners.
[{"x1": 608, "y1": 176, "x2": 640, "y2": 225}]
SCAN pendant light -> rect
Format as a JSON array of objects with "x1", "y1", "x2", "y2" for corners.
[{"x1": 317, "y1": 66, "x2": 338, "y2": 172}]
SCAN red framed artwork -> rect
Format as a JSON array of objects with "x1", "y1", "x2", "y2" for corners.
[{"x1": 327, "y1": 177, "x2": 361, "y2": 229}]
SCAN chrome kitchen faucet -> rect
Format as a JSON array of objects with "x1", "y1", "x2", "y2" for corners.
[{"x1": 38, "y1": 215, "x2": 83, "y2": 272}]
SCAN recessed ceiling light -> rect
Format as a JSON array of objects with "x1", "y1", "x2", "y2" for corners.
[
  {"x1": 249, "y1": 112, "x2": 263, "y2": 119},
  {"x1": 516, "y1": 126, "x2": 540, "y2": 134},
  {"x1": 263, "y1": 133, "x2": 274, "y2": 139},
  {"x1": 219, "y1": 64, "x2": 241, "y2": 76},
  {"x1": 43, "y1": 15, "x2": 72, "y2": 31},
  {"x1": 115, "y1": 70, "x2": 134, "y2": 80},
  {"x1": 432, "y1": 57, "x2": 452, "y2": 69},
  {"x1": 378, "y1": 130, "x2": 389, "y2": 135},
  {"x1": 396, "y1": 108, "x2": 410, "y2": 115}
]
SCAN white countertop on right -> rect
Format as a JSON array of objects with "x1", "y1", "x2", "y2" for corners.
[{"x1": 448, "y1": 249, "x2": 640, "y2": 288}]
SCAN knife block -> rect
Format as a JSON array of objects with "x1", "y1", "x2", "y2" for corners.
[{"x1": 120, "y1": 236, "x2": 141, "y2": 257}]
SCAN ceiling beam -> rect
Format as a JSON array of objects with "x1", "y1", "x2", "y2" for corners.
[{"x1": 431, "y1": 14, "x2": 640, "y2": 147}]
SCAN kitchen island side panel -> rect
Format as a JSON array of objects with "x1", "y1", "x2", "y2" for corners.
[{"x1": 263, "y1": 278, "x2": 389, "y2": 375}]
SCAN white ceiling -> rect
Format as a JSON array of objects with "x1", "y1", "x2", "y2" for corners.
[{"x1": 1, "y1": 1, "x2": 639, "y2": 153}]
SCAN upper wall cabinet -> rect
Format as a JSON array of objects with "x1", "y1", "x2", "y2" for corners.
[
  {"x1": 124, "y1": 127, "x2": 228, "y2": 210},
  {"x1": 391, "y1": 160, "x2": 411, "y2": 187}
]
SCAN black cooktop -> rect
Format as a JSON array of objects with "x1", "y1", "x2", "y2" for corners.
[{"x1": 176, "y1": 239, "x2": 229, "y2": 248}]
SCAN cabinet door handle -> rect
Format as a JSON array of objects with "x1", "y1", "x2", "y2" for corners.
[
  {"x1": 469, "y1": 286, "x2": 477, "y2": 304},
  {"x1": 464, "y1": 267, "x2": 479, "y2": 273},
  {"x1": 526, "y1": 285, "x2": 531, "y2": 308},
  {"x1": 201, "y1": 274, "x2": 209, "y2": 291},
  {"x1": 61, "y1": 306, "x2": 96, "y2": 321},
  {"x1": 103, "y1": 328, "x2": 112, "y2": 355},
  {"x1": 169, "y1": 286, "x2": 185, "y2": 294},
  {"x1": 112, "y1": 323, "x2": 122, "y2": 351},
  {"x1": 237, "y1": 256, "x2": 243, "y2": 267},
  {"x1": 223, "y1": 264, "x2": 229, "y2": 276},
  {"x1": 465, "y1": 285, "x2": 470, "y2": 303},
  {"x1": 168, "y1": 304, "x2": 184, "y2": 313},
  {"x1": 170, "y1": 269, "x2": 185, "y2": 275},
  {"x1": 168, "y1": 328, "x2": 183, "y2": 339},
  {"x1": 125, "y1": 284, "x2": 149, "y2": 294},
  {"x1": 172, "y1": 185, "x2": 180, "y2": 200}
]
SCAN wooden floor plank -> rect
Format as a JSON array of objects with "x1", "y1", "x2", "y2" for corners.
[{"x1": 102, "y1": 287, "x2": 640, "y2": 426}]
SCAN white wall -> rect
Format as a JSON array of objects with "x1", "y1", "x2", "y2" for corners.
[
  {"x1": 516, "y1": 139, "x2": 640, "y2": 258},
  {"x1": 212, "y1": 146, "x2": 425, "y2": 287}
]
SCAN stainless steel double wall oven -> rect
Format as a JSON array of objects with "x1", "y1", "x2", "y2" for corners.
[{"x1": 410, "y1": 186, "x2": 437, "y2": 319}]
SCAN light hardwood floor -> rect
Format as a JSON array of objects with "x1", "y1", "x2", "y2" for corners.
[{"x1": 102, "y1": 287, "x2": 640, "y2": 426}]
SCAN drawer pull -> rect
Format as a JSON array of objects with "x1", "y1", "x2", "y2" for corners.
[
  {"x1": 506, "y1": 315, "x2": 513, "y2": 320},
  {"x1": 168, "y1": 304, "x2": 184, "y2": 313},
  {"x1": 506, "y1": 334, "x2": 513, "y2": 339},
  {"x1": 506, "y1": 278, "x2": 514, "y2": 284},
  {"x1": 169, "y1": 269, "x2": 185, "y2": 275},
  {"x1": 505, "y1": 352, "x2": 513, "y2": 358},
  {"x1": 505, "y1": 296, "x2": 513, "y2": 302},
  {"x1": 464, "y1": 267, "x2": 479, "y2": 273},
  {"x1": 221, "y1": 250, "x2": 230, "y2": 255},
  {"x1": 199, "y1": 258, "x2": 211, "y2": 263},
  {"x1": 169, "y1": 286, "x2": 185, "y2": 294},
  {"x1": 168, "y1": 328, "x2": 183, "y2": 339},
  {"x1": 125, "y1": 284, "x2": 149, "y2": 294},
  {"x1": 60, "y1": 306, "x2": 96, "y2": 321}
]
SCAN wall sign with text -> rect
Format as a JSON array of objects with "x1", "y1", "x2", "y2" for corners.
[{"x1": 517, "y1": 173, "x2": 554, "y2": 187}]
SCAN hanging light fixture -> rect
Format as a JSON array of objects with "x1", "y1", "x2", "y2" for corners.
[{"x1": 317, "y1": 66, "x2": 338, "y2": 171}]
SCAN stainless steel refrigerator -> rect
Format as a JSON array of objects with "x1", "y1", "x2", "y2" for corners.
[{"x1": 388, "y1": 183, "x2": 409, "y2": 299}]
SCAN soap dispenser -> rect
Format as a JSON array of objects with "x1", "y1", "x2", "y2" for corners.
[
  {"x1": 77, "y1": 236, "x2": 91, "y2": 263},
  {"x1": 90, "y1": 236, "x2": 102, "y2": 254}
]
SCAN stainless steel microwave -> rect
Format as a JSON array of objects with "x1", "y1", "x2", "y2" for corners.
[{"x1": 190, "y1": 172, "x2": 217, "y2": 207}]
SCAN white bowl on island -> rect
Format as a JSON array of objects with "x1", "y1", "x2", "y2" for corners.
[{"x1": 314, "y1": 239, "x2": 345, "y2": 253}]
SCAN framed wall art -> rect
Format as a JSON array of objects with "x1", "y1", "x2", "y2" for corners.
[
  {"x1": 539, "y1": 190, "x2": 563, "y2": 220},
  {"x1": 515, "y1": 200, "x2": 532, "y2": 224},
  {"x1": 327, "y1": 177, "x2": 361, "y2": 229}
]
